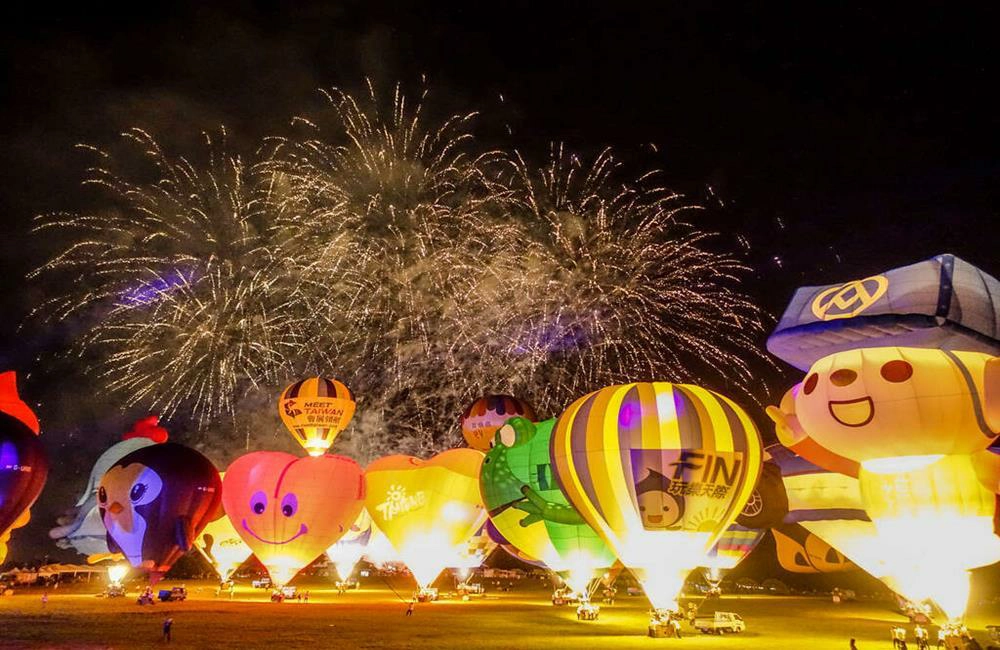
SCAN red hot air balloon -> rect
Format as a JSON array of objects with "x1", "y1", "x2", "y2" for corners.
[
  {"x1": 98, "y1": 442, "x2": 221, "y2": 582},
  {"x1": 0, "y1": 372, "x2": 48, "y2": 563}
]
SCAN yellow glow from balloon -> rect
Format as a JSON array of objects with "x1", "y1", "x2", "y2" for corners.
[
  {"x1": 365, "y1": 450, "x2": 487, "y2": 589},
  {"x1": 107, "y1": 564, "x2": 128, "y2": 585},
  {"x1": 858, "y1": 455, "x2": 1000, "y2": 618}
]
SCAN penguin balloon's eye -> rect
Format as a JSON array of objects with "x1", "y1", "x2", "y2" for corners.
[
  {"x1": 130, "y1": 483, "x2": 147, "y2": 502},
  {"x1": 250, "y1": 490, "x2": 267, "y2": 515},
  {"x1": 98, "y1": 486, "x2": 107, "y2": 504},
  {"x1": 281, "y1": 493, "x2": 298, "y2": 517}
]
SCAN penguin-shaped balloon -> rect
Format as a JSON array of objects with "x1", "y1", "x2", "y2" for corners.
[{"x1": 98, "y1": 441, "x2": 220, "y2": 582}]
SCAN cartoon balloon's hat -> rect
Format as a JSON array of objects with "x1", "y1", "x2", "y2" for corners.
[
  {"x1": 0, "y1": 371, "x2": 40, "y2": 434},
  {"x1": 123, "y1": 414, "x2": 169, "y2": 444}
]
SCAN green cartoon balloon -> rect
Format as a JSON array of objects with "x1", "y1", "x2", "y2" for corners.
[{"x1": 480, "y1": 417, "x2": 615, "y2": 592}]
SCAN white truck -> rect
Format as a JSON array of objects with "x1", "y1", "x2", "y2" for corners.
[{"x1": 694, "y1": 612, "x2": 746, "y2": 634}]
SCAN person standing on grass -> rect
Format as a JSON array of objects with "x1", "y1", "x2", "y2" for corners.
[
  {"x1": 41, "y1": 592, "x2": 48, "y2": 608},
  {"x1": 162, "y1": 616, "x2": 173, "y2": 643},
  {"x1": 406, "y1": 600, "x2": 415, "y2": 616},
  {"x1": 849, "y1": 639, "x2": 858, "y2": 649}
]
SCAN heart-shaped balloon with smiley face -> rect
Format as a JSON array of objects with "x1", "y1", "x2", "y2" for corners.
[
  {"x1": 222, "y1": 451, "x2": 365, "y2": 586},
  {"x1": 365, "y1": 448, "x2": 486, "y2": 587}
]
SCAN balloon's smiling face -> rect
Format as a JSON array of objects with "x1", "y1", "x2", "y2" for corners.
[
  {"x1": 98, "y1": 463, "x2": 163, "y2": 564},
  {"x1": 222, "y1": 452, "x2": 366, "y2": 584},
  {"x1": 636, "y1": 490, "x2": 683, "y2": 530},
  {"x1": 794, "y1": 348, "x2": 996, "y2": 461},
  {"x1": 242, "y1": 488, "x2": 307, "y2": 545}
]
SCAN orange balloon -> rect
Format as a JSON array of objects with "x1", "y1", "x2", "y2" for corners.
[
  {"x1": 222, "y1": 452, "x2": 365, "y2": 586},
  {"x1": 365, "y1": 449, "x2": 486, "y2": 587}
]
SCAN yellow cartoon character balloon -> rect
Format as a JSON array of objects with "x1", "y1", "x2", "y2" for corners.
[
  {"x1": 279, "y1": 377, "x2": 356, "y2": 456},
  {"x1": 365, "y1": 449, "x2": 487, "y2": 588},
  {"x1": 768, "y1": 347, "x2": 1000, "y2": 618},
  {"x1": 551, "y1": 382, "x2": 762, "y2": 612}
]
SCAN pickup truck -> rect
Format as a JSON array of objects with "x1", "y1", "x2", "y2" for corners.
[{"x1": 694, "y1": 612, "x2": 746, "y2": 634}]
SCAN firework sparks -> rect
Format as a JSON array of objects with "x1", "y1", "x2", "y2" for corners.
[
  {"x1": 31, "y1": 128, "x2": 305, "y2": 426},
  {"x1": 32, "y1": 87, "x2": 770, "y2": 458}
]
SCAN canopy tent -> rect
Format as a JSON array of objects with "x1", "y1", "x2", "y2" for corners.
[{"x1": 767, "y1": 253, "x2": 1000, "y2": 370}]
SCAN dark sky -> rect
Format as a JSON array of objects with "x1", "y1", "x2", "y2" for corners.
[{"x1": 1, "y1": 1, "x2": 999, "y2": 562}]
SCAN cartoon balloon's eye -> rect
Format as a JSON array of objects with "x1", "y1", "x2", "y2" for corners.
[
  {"x1": 251, "y1": 490, "x2": 267, "y2": 515},
  {"x1": 498, "y1": 424, "x2": 516, "y2": 447},
  {"x1": 803, "y1": 373, "x2": 819, "y2": 395},
  {"x1": 639, "y1": 505, "x2": 646, "y2": 512},
  {"x1": 98, "y1": 486, "x2": 107, "y2": 503},
  {"x1": 130, "y1": 483, "x2": 147, "y2": 502},
  {"x1": 662, "y1": 505, "x2": 670, "y2": 512},
  {"x1": 281, "y1": 493, "x2": 298, "y2": 517},
  {"x1": 881, "y1": 360, "x2": 913, "y2": 383},
  {"x1": 830, "y1": 369, "x2": 858, "y2": 387}
]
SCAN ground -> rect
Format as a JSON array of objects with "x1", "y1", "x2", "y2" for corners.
[{"x1": 1, "y1": 577, "x2": 998, "y2": 649}]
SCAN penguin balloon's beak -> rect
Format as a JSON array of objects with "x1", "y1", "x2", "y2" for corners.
[{"x1": 108, "y1": 502, "x2": 124, "y2": 516}]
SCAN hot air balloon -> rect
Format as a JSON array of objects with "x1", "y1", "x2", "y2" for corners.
[
  {"x1": 365, "y1": 449, "x2": 487, "y2": 590},
  {"x1": 700, "y1": 461, "x2": 787, "y2": 588},
  {"x1": 326, "y1": 509, "x2": 375, "y2": 583},
  {"x1": 279, "y1": 377, "x2": 356, "y2": 456},
  {"x1": 50, "y1": 416, "x2": 167, "y2": 559},
  {"x1": 768, "y1": 347, "x2": 1000, "y2": 618},
  {"x1": 194, "y1": 473, "x2": 252, "y2": 583},
  {"x1": 481, "y1": 417, "x2": 615, "y2": 596},
  {"x1": 223, "y1": 451, "x2": 365, "y2": 586},
  {"x1": 98, "y1": 442, "x2": 220, "y2": 582},
  {"x1": 0, "y1": 372, "x2": 47, "y2": 565},
  {"x1": 484, "y1": 519, "x2": 547, "y2": 568},
  {"x1": 461, "y1": 395, "x2": 536, "y2": 452},
  {"x1": 772, "y1": 523, "x2": 857, "y2": 574},
  {"x1": 766, "y1": 444, "x2": 894, "y2": 582},
  {"x1": 551, "y1": 382, "x2": 762, "y2": 613}
]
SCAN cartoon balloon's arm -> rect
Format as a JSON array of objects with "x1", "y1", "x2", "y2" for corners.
[
  {"x1": 514, "y1": 485, "x2": 586, "y2": 526},
  {"x1": 766, "y1": 385, "x2": 861, "y2": 478}
]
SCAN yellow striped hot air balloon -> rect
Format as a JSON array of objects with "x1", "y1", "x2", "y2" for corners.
[
  {"x1": 278, "y1": 377, "x2": 356, "y2": 456},
  {"x1": 551, "y1": 382, "x2": 762, "y2": 612}
]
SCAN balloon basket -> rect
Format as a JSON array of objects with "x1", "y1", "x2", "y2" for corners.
[
  {"x1": 648, "y1": 609, "x2": 682, "y2": 638},
  {"x1": 576, "y1": 602, "x2": 600, "y2": 621},
  {"x1": 416, "y1": 587, "x2": 439, "y2": 603}
]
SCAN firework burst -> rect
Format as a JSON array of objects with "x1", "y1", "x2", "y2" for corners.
[
  {"x1": 31, "y1": 128, "x2": 305, "y2": 425},
  {"x1": 32, "y1": 87, "x2": 770, "y2": 458}
]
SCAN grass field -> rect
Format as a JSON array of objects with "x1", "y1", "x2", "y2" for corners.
[{"x1": 1, "y1": 578, "x2": 999, "y2": 649}]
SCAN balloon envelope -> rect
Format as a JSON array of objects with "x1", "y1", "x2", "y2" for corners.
[
  {"x1": 223, "y1": 451, "x2": 366, "y2": 586},
  {"x1": 481, "y1": 417, "x2": 615, "y2": 591},
  {"x1": 98, "y1": 442, "x2": 220, "y2": 581},
  {"x1": 326, "y1": 508, "x2": 374, "y2": 581},
  {"x1": 0, "y1": 373, "x2": 48, "y2": 564},
  {"x1": 279, "y1": 377, "x2": 356, "y2": 457},
  {"x1": 767, "y1": 254, "x2": 1000, "y2": 370},
  {"x1": 366, "y1": 449, "x2": 486, "y2": 587},
  {"x1": 461, "y1": 395, "x2": 536, "y2": 452},
  {"x1": 551, "y1": 382, "x2": 762, "y2": 610}
]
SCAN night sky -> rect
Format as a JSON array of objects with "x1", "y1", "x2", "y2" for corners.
[{"x1": 1, "y1": 2, "x2": 999, "y2": 563}]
